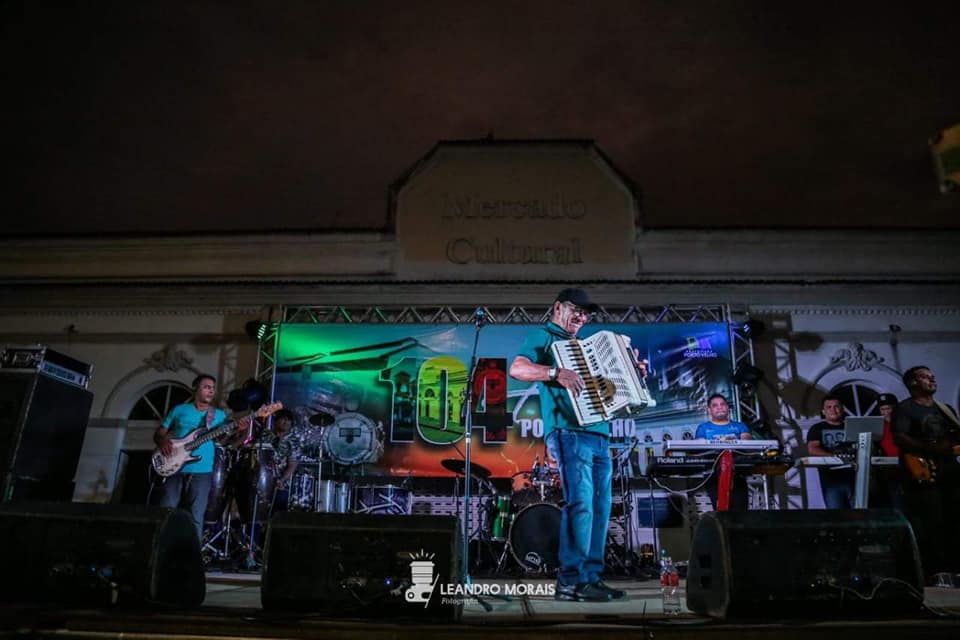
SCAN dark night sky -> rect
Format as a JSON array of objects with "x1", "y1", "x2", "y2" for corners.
[{"x1": 4, "y1": 1, "x2": 959, "y2": 236}]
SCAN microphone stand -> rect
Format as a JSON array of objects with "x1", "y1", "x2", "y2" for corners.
[{"x1": 460, "y1": 309, "x2": 507, "y2": 611}]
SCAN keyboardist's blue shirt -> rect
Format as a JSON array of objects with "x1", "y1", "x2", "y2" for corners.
[
  {"x1": 515, "y1": 321, "x2": 610, "y2": 438},
  {"x1": 695, "y1": 420, "x2": 751, "y2": 440}
]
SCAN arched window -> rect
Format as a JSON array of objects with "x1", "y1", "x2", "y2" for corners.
[
  {"x1": 127, "y1": 381, "x2": 192, "y2": 421},
  {"x1": 829, "y1": 379, "x2": 883, "y2": 417}
]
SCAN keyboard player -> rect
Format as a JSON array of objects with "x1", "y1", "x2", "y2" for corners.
[{"x1": 694, "y1": 394, "x2": 753, "y2": 510}]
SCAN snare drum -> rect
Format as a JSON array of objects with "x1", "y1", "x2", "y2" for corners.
[
  {"x1": 323, "y1": 412, "x2": 383, "y2": 465},
  {"x1": 353, "y1": 484, "x2": 411, "y2": 515}
]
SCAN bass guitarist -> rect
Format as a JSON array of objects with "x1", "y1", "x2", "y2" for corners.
[
  {"x1": 892, "y1": 365, "x2": 960, "y2": 583},
  {"x1": 153, "y1": 373, "x2": 248, "y2": 539}
]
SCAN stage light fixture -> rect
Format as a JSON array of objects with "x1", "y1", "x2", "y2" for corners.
[
  {"x1": 740, "y1": 319, "x2": 766, "y2": 339},
  {"x1": 245, "y1": 320, "x2": 272, "y2": 341}
]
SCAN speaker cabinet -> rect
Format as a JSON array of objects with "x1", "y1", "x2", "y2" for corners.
[
  {"x1": 0, "y1": 369, "x2": 93, "y2": 501},
  {"x1": 0, "y1": 502, "x2": 205, "y2": 607},
  {"x1": 262, "y1": 512, "x2": 462, "y2": 620},
  {"x1": 686, "y1": 509, "x2": 924, "y2": 618}
]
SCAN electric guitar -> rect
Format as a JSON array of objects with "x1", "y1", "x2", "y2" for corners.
[
  {"x1": 151, "y1": 402, "x2": 283, "y2": 477},
  {"x1": 902, "y1": 452, "x2": 936, "y2": 484}
]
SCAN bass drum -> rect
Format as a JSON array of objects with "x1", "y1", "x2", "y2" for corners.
[
  {"x1": 322, "y1": 412, "x2": 383, "y2": 465},
  {"x1": 509, "y1": 503, "x2": 561, "y2": 573}
]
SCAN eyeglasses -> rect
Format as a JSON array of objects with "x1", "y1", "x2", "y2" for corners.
[{"x1": 562, "y1": 302, "x2": 595, "y2": 320}]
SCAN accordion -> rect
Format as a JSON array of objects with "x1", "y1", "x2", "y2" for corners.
[{"x1": 550, "y1": 330, "x2": 656, "y2": 426}]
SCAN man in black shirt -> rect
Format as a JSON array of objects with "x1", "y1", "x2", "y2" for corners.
[
  {"x1": 806, "y1": 395, "x2": 854, "y2": 509},
  {"x1": 892, "y1": 365, "x2": 960, "y2": 581}
]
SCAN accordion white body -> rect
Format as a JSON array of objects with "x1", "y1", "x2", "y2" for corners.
[{"x1": 550, "y1": 330, "x2": 656, "y2": 426}]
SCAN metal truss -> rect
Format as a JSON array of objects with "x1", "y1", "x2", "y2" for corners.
[
  {"x1": 252, "y1": 323, "x2": 280, "y2": 401},
  {"x1": 282, "y1": 303, "x2": 729, "y2": 325},
  {"x1": 730, "y1": 322, "x2": 762, "y2": 426},
  {"x1": 257, "y1": 303, "x2": 738, "y2": 408}
]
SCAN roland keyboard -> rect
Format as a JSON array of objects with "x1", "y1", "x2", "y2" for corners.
[
  {"x1": 648, "y1": 453, "x2": 794, "y2": 477},
  {"x1": 663, "y1": 439, "x2": 781, "y2": 454}
]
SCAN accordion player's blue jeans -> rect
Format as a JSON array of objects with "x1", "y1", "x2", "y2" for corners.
[{"x1": 546, "y1": 429, "x2": 613, "y2": 586}]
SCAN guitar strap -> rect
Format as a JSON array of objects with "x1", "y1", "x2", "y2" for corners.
[
  {"x1": 935, "y1": 401, "x2": 960, "y2": 447},
  {"x1": 934, "y1": 400, "x2": 960, "y2": 428}
]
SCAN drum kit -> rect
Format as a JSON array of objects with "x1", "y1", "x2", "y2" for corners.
[
  {"x1": 440, "y1": 454, "x2": 565, "y2": 575},
  {"x1": 200, "y1": 404, "x2": 573, "y2": 576},
  {"x1": 201, "y1": 408, "x2": 405, "y2": 566}
]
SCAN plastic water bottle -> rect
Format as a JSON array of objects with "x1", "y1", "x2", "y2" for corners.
[{"x1": 660, "y1": 555, "x2": 681, "y2": 615}]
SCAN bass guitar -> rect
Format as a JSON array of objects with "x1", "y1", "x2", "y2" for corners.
[{"x1": 151, "y1": 402, "x2": 283, "y2": 477}]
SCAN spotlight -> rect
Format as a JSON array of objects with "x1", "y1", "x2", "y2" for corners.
[
  {"x1": 740, "y1": 319, "x2": 766, "y2": 339},
  {"x1": 245, "y1": 321, "x2": 273, "y2": 341}
]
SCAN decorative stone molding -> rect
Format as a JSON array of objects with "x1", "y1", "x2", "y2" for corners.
[
  {"x1": 144, "y1": 345, "x2": 195, "y2": 372},
  {"x1": 829, "y1": 343, "x2": 884, "y2": 372}
]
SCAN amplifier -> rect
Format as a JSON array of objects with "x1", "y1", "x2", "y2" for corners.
[{"x1": 1, "y1": 345, "x2": 93, "y2": 389}]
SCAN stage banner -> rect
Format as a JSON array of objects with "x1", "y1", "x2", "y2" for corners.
[{"x1": 275, "y1": 322, "x2": 734, "y2": 478}]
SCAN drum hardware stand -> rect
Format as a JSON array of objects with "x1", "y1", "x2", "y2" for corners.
[
  {"x1": 202, "y1": 507, "x2": 241, "y2": 563},
  {"x1": 311, "y1": 443, "x2": 325, "y2": 512},
  {"x1": 240, "y1": 417, "x2": 272, "y2": 571},
  {"x1": 642, "y1": 455, "x2": 664, "y2": 579},
  {"x1": 611, "y1": 439, "x2": 643, "y2": 577}
]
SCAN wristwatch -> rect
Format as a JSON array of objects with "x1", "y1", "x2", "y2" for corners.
[{"x1": 547, "y1": 367, "x2": 558, "y2": 381}]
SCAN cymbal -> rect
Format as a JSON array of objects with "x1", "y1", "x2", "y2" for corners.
[
  {"x1": 309, "y1": 411, "x2": 335, "y2": 427},
  {"x1": 441, "y1": 458, "x2": 491, "y2": 480}
]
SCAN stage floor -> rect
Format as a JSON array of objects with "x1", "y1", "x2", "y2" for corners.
[{"x1": 3, "y1": 572, "x2": 960, "y2": 639}]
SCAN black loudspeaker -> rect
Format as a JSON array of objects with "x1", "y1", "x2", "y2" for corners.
[
  {"x1": 686, "y1": 509, "x2": 924, "y2": 618},
  {"x1": 0, "y1": 502, "x2": 205, "y2": 607},
  {"x1": 262, "y1": 512, "x2": 462, "y2": 620},
  {"x1": 0, "y1": 369, "x2": 93, "y2": 501}
]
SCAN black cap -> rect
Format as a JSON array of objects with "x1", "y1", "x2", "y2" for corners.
[
  {"x1": 877, "y1": 393, "x2": 898, "y2": 407},
  {"x1": 555, "y1": 288, "x2": 599, "y2": 312}
]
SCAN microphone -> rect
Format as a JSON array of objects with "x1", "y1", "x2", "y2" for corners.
[{"x1": 474, "y1": 308, "x2": 486, "y2": 325}]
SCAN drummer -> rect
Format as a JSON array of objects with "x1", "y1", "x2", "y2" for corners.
[
  {"x1": 231, "y1": 408, "x2": 300, "y2": 512},
  {"x1": 258, "y1": 408, "x2": 300, "y2": 512}
]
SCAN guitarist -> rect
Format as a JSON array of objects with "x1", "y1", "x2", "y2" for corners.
[
  {"x1": 892, "y1": 365, "x2": 960, "y2": 582},
  {"x1": 153, "y1": 374, "x2": 246, "y2": 540}
]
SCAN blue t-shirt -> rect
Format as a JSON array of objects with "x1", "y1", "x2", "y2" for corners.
[
  {"x1": 162, "y1": 402, "x2": 227, "y2": 474},
  {"x1": 695, "y1": 420, "x2": 751, "y2": 440},
  {"x1": 516, "y1": 321, "x2": 610, "y2": 438}
]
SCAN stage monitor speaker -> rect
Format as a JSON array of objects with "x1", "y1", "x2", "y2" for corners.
[
  {"x1": 262, "y1": 512, "x2": 462, "y2": 620},
  {"x1": 686, "y1": 509, "x2": 924, "y2": 619},
  {"x1": 0, "y1": 369, "x2": 93, "y2": 501},
  {"x1": 0, "y1": 502, "x2": 205, "y2": 607}
]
